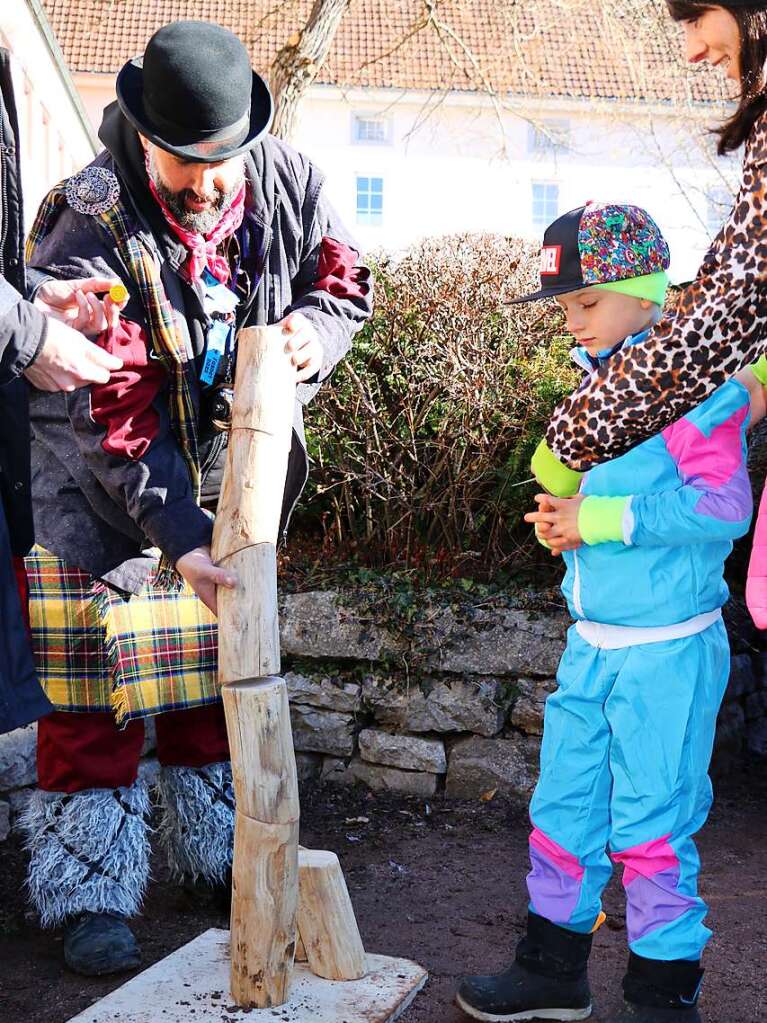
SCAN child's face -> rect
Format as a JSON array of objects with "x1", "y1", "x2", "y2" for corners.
[
  {"x1": 680, "y1": 7, "x2": 741, "y2": 83},
  {"x1": 555, "y1": 287, "x2": 658, "y2": 355}
]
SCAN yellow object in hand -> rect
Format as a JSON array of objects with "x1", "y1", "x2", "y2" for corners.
[
  {"x1": 109, "y1": 283, "x2": 129, "y2": 304},
  {"x1": 534, "y1": 522, "x2": 552, "y2": 550}
]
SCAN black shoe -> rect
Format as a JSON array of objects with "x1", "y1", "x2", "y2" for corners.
[
  {"x1": 607, "y1": 953, "x2": 704, "y2": 1023},
  {"x1": 456, "y1": 912, "x2": 593, "y2": 1021},
  {"x1": 211, "y1": 869, "x2": 232, "y2": 917},
  {"x1": 180, "y1": 868, "x2": 231, "y2": 917},
  {"x1": 63, "y1": 912, "x2": 141, "y2": 976}
]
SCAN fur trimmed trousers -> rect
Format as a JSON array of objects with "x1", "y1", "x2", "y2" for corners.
[{"x1": 23, "y1": 705, "x2": 233, "y2": 926}]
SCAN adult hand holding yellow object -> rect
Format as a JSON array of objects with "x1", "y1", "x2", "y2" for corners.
[{"x1": 34, "y1": 276, "x2": 130, "y2": 337}]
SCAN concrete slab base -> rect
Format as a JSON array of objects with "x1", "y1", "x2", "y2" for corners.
[{"x1": 67, "y1": 928, "x2": 428, "y2": 1023}]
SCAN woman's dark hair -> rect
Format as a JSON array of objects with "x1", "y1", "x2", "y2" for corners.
[{"x1": 667, "y1": 2, "x2": 767, "y2": 153}]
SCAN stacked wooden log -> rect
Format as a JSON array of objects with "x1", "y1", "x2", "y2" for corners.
[{"x1": 212, "y1": 326, "x2": 366, "y2": 1009}]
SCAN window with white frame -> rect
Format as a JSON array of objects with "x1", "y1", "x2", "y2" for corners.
[
  {"x1": 353, "y1": 115, "x2": 389, "y2": 145},
  {"x1": 527, "y1": 119, "x2": 570, "y2": 155},
  {"x1": 356, "y1": 175, "x2": 384, "y2": 226},
  {"x1": 705, "y1": 185, "x2": 734, "y2": 236},
  {"x1": 532, "y1": 182, "x2": 559, "y2": 230}
]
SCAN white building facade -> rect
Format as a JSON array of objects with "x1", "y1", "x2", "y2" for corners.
[
  {"x1": 293, "y1": 86, "x2": 738, "y2": 283},
  {"x1": 1, "y1": 2, "x2": 96, "y2": 228}
]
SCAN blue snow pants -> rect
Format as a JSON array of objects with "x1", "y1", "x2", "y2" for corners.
[{"x1": 526, "y1": 620, "x2": 729, "y2": 962}]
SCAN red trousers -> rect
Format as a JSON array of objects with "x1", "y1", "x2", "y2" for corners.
[
  {"x1": 36, "y1": 704, "x2": 230, "y2": 793},
  {"x1": 12, "y1": 556, "x2": 229, "y2": 794}
]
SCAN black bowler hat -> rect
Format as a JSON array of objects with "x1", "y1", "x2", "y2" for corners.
[{"x1": 116, "y1": 20, "x2": 273, "y2": 162}]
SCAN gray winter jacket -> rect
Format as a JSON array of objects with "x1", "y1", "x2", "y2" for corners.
[
  {"x1": 28, "y1": 103, "x2": 372, "y2": 592},
  {"x1": 0, "y1": 47, "x2": 52, "y2": 733}
]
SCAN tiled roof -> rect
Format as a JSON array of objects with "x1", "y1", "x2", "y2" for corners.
[{"x1": 42, "y1": 0, "x2": 729, "y2": 106}]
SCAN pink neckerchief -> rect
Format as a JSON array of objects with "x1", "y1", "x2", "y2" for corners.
[{"x1": 146, "y1": 155, "x2": 246, "y2": 284}]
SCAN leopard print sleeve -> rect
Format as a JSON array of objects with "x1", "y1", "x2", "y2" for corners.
[{"x1": 544, "y1": 113, "x2": 767, "y2": 471}]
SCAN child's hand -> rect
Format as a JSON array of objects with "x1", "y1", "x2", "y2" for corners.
[
  {"x1": 525, "y1": 493, "x2": 585, "y2": 556},
  {"x1": 532, "y1": 494, "x2": 554, "y2": 550}
]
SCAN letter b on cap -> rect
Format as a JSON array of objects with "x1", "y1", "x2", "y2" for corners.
[{"x1": 540, "y1": 245, "x2": 562, "y2": 276}]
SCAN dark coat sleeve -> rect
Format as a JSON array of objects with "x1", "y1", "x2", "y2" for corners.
[
  {"x1": 29, "y1": 208, "x2": 213, "y2": 565},
  {"x1": 0, "y1": 505, "x2": 51, "y2": 734},
  {"x1": 287, "y1": 173, "x2": 373, "y2": 405},
  {"x1": 0, "y1": 278, "x2": 47, "y2": 386}
]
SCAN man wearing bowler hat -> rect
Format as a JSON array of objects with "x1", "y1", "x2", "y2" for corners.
[{"x1": 22, "y1": 20, "x2": 371, "y2": 975}]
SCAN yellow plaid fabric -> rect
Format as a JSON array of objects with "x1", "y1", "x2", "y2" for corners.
[{"x1": 26, "y1": 548, "x2": 219, "y2": 724}]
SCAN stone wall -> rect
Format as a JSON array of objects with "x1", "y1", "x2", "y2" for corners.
[
  {"x1": 280, "y1": 590, "x2": 767, "y2": 800},
  {"x1": 1, "y1": 588, "x2": 764, "y2": 841}
]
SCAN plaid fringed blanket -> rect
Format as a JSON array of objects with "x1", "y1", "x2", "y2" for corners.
[{"x1": 26, "y1": 548, "x2": 219, "y2": 724}]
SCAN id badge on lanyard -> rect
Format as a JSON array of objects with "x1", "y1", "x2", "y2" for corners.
[
  {"x1": 200, "y1": 267, "x2": 239, "y2": 387},
  {"x1": 200, "y1": 320, "x2": 232, "y2": 386}
]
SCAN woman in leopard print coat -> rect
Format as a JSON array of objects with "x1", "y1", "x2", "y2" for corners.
[{"x1": 535, "y1": 2, "x2": 767, "y2": 490}]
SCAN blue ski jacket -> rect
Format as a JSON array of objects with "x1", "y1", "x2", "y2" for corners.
[{"x1": 560, "y1": 331, "x2": 752, "y2": 628}]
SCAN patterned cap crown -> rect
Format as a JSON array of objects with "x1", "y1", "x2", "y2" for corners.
[
  {"x1": 578, "y1": 203, "x2": 670, "y2": 286},
  {"x1": 510, "y1": 201, "x2": 670, "y2": 304}
]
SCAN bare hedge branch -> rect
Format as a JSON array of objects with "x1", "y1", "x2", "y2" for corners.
[{"x1": 299, "y1": 233, "x2": 578, "y2": 574}]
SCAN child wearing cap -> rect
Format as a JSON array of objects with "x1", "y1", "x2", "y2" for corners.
[{"x1": 456, "y1": 203, "x2": 752, "y2": 1023}]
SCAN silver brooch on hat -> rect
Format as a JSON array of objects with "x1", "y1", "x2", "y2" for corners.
[{"x1": 65, "y1": 167, "x2": 120, "y2": 216}]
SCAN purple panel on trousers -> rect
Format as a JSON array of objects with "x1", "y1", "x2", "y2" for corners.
[
  {"x1": 527, "y1": 844, "x2": 582, "y2": 924},
  {"x1": 624, "y1": 866, "x2": 699, "y2": 944}
]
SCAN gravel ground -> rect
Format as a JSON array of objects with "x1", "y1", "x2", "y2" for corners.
[{"x1": 0, "y1": 766, "x2": 765, "y2": 1023}]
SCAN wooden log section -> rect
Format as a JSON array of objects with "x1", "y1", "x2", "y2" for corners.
[
  {"x1": 212, "y1": 325, "x2": 297, "y2": 682},
  {"x1": 297, "y1": 848, "x2": 367, "y2": 981},
  {"x1": 215, "y1": 543, "x2": 279, "y2": 682},
  {"x1": 211, "y1": 326, "x2": 300, "y2": 1009},
  {"x1": 230, "y1": 814, "x2": 299, "y2": 1007},
  {"x1": 222, "y1": 677, "x2": 300, "y2": 825},
  {"x1": 295, "y1": 931, "x2": 307, "y2": 963},
  {"x1": 212, "y1": 325, "x2": 297, "y2": 567}
]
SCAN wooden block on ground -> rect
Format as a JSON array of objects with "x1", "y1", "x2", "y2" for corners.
[
  {"x1": 298, "y1": 848, "x2": 366, "y2": 980},
  {"x1": 65, "y1": 929, "x2": 427, "y2": 1023}
]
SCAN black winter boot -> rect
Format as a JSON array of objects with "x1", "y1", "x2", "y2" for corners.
[
  {"x1": 63, "y1": 912, "x2": 141, "y2": 976},
  {"x1": 456, "y1": 912, "x2": 593, "y2": 1021},
  {"x1": 181, "y1": 867, "x2": 232, "y2": 917},
  {"x1": 606, "y1": 953, "x2": 703, "y2": 1022}
]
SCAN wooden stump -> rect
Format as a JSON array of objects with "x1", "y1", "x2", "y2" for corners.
[
  {"x1": 298, "y1": 848, "x2": 367, "y2": 981},
  {"x1": 230, "y1": 814, "x2": 299, "y2": 1006}
]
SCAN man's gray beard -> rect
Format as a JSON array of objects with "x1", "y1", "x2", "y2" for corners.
[{"x1": 147, "y1": 150, "x2": 244, "y2": 234}]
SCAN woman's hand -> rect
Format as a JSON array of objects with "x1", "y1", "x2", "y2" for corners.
[
  {"x1": 23, "y1": 316, "x2": 123, "y2": 392},
  {"x1": 525, "y1": 493, "x2": 585, "y2": 556}
]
